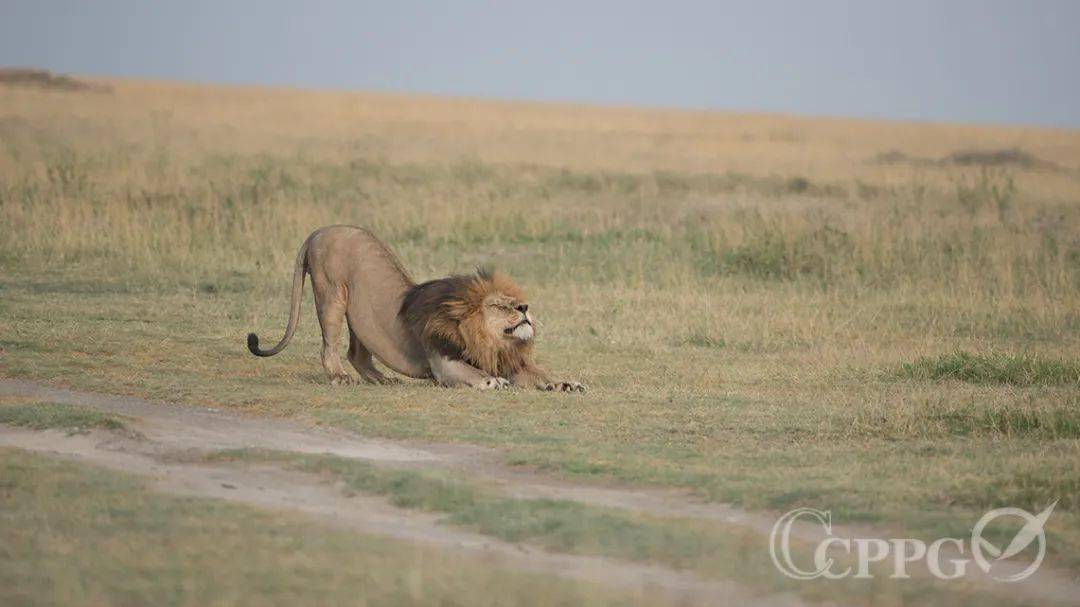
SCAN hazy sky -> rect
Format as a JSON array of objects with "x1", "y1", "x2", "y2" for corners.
[{"x1": 2, "y1": 1, "x2": 1078, "y2": 127}]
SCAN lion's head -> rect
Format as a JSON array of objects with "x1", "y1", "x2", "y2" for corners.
[{"x1": 400, "y1": 268, "x2": 536, "y2": 377}]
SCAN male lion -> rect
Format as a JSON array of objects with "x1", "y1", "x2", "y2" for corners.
[{"x1": 247, "y1": 225, "x2": 585, "y2": 392}]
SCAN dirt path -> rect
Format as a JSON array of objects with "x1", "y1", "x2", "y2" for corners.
[
  {"x1": 0, "y1": 378, "x2": 795, "y2": 533},
  {"x1": 0, "y1": 427, "x2": 789, "y2": 607},
  {"x1": 0, "y1": 379, "x2": 809, "y2": 606},
  {"x1": 1, "y1": 378, "x2": 1076, "y2": 605}
]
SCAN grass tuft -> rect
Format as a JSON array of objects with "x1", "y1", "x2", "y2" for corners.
[
  {"x1": 945, "y1": 148, "x2": 1044, "y2": 168},
  {"x1": 847, "y1": 398, "x2": 1080, "y2": 440},
  {"x1": 677, "y1": 330, "x2": 727, "y2": 348},
  {"x1": 898, "y1": 351, "x2": 1080, "y2": 387},
  {"x1": 0, "y1": 402, "x2": 128, "y2": 432}
]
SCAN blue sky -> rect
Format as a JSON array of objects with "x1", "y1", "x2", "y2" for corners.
[{"x1": 2, "y1": 1, "x2": 1078, "y2": 127}]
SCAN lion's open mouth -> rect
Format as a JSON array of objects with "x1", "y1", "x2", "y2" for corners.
[
  {"x1": 505, "y1": 320, "x2": 534, "y2": 340},
  {"x1": 504, "y1": 320, "x2": 531, "y2": 335}
]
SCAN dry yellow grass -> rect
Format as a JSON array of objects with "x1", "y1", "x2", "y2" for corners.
[
  {"x1": 3, "y1": 78, "x2": 1078, "y2": 297},
  {"x1": 3, "y1": 76, "x2": 1080, "y2": 191},
  {"x1": 1, "y1": 75, "x2": 1079, "y2": 587}
]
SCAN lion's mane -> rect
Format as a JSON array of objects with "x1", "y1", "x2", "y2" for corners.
[{"x1": 399, "y1": 268, "x2": 533, "y2": 378}]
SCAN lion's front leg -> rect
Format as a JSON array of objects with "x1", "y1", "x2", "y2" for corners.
[
  {"x1": 428, "y1": 355, "x2": 509, "y2": 390},
  {"x1": 511, "y1": 364, "x2": 586, "y2": 393}
]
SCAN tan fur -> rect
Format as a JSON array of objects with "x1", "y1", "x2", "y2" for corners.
[{"x1": 248, "y1": 226, "x2": 584, "y2": 392}]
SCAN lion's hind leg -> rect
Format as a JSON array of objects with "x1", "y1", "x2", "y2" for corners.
[
  {"x1": 347, "y1": 330, "x2": 397, "y2": 385},
  {"x1": 313, "y1": 281, "x2": 353, "y2": 385}
]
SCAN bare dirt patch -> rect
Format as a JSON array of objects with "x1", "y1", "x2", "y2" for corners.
[
  {"x1": 0, "y1": 426, "x2": 794, "y2": 607},
  {"x1": 0, "y1": 378, "x2": 776, "y2": 526}
]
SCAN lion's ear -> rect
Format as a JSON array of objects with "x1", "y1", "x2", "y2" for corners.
[{"x1": 475, "y1": 265, "x2": 496, "y2": 280}]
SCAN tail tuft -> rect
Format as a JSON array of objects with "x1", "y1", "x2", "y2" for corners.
[{"x1": 247, "y1": 333, "x2": 263, "y2": 356}]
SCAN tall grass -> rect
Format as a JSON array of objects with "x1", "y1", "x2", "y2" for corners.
[{"x1": 2, "y1": 147, "x2": 1076, "y2": 303}]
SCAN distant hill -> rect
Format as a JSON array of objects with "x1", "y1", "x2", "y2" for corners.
[{"x1": 0, "y1": 67, "x2": 110, "y2": 92}]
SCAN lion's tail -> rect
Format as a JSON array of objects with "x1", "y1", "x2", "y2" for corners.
[{"x1": 247, "y1": 235, "x2": 311, "y2": 357}]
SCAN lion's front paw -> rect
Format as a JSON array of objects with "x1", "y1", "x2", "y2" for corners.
[
  {"x1": 361, "y1": 373, "x2": 400, "y2": 386},
  {"x1": 330, "y1": 374, "x2": 356, "y2": 386},
  {"x1": 542, "y1": 381, "x2": 586, "y2": 393},
  {"x1": 478, "y1": 377, "x2": 511, "y2": 391}
]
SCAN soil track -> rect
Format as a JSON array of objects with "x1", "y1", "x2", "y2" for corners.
[
  {"x1": 0, "y1": 379, "x2": 806, "y2": 606},
  {"x1": 0, "y1": 378, "x2": 802, "y2": 532},
  {"x1": 0, "y1": 427, "x2": 786, "y2": 606},
  {"x1": 1, "y1": 378, "x2": 1076, "y2": 605}
]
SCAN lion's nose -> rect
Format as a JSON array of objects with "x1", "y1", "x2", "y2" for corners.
[{"x1": 516, "y1": 304, "x2": 528, "y2": 313}]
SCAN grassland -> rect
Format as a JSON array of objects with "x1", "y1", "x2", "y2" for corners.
[{"x1": 1, "y1": 75, "x2": 1079, "y2": 583}]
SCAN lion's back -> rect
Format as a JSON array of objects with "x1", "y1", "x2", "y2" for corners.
[{"x1": 306, "y1": 225, "x2": 411, "y2": 287}]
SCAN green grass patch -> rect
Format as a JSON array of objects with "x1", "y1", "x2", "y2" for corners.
[
  {"x1": 212, "y1": 448, "x2": 757, "y2": 572},
  {"x1": 207, "y1": 449, "x2": 778, "y2": 579},
  {"x1": 899, "y1": 351, "x2": 1080, "y2": 387},
  {"x1": 0, "y1": 402, "x2": 128, "y2": 432},
  {"x1": 209, "y1": 448, "x2": 485, "y2": 512},
  {"x1": 846, "y1": 396, "x2": 1080, "y2": 440}
]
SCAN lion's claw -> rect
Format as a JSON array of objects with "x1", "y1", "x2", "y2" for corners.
[
  {"x1": 478, "y1": 377, "x2": 511, "y2": 391},
  {"x1": 330, "y1": 374, "x2": 356, "y2": 386},
  {"x1": 543, "y1": 381, "x2": 586, "y2": 393}
]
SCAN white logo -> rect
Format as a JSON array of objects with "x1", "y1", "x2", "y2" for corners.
[
  {"x1": 971, "y1": 502, "x2": 1056, "y2": 582},
  {"x1": 770, "y1": 502, "x2": 1056, "y2": 582}
]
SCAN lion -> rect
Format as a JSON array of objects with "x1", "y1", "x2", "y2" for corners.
[{"x1": 247, "y1": 225, "x2": 585, "y2": 392}]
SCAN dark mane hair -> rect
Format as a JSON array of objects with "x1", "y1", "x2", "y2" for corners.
[{"x1": 399, "y1": 275, "x2": 473, "y2": 357}]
